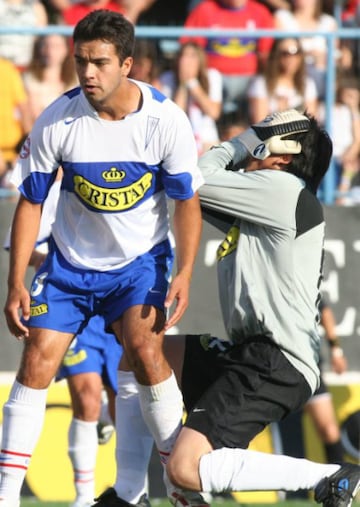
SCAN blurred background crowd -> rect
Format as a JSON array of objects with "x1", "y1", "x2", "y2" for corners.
[{"x1": 1, "y1": 0, "x2": 360, "y2": 204}]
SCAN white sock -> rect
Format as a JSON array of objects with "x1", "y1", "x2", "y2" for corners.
[
  {"x1": 0, "y1": 380, "x2": 48, "y2": 501},
  {"x1": 136, "y1": 372, "x2": 183, "y2": 465},
  {"x1": 136, "y1": 372, "x2": 184, "y2": 498},
  {"x1": 114, "y1": 371, "x2": 154, "y2": 504},
  {"x1": 68, "y1": 418, "x2": 98, "y2": 503},
  {"x1": 199, "y1": 448, "x2": 341, "y2": 493}
]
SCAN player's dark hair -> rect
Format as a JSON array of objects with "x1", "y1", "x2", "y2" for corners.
[
  {"x1": 285, "y1": 115, "x2": 333, "y2": 193},
  {"x1": 73, "y1": 9, "x2": 135, "y2": 64}
]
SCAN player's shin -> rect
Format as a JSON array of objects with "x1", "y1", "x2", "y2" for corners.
[
  {"x1": 114, "y1": 371, "x2": 154, "y2": 504},
  {"x1": 0, "y1": 381, "x2": 47, "y2": 504}
]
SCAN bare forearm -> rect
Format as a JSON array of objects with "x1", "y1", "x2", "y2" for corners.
[
  {"x1": 173, "y1": 193, "x2": 202, "y2": 279},
  {"x1": 164, "y1": 194, "x2": 202, "y2": 329},
  {"x1": 321, "y1": 307, "x2": 337, "y2": 342},
  {"x1": 8, "y1": 197, "x2": 42, "y2": 287}
]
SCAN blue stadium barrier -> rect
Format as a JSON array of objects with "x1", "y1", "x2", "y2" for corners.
[{"x1": 1, "y1": 25, "x2": 360, "y2": 204}]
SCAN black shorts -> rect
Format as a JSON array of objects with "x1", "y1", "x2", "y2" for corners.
[
  {"x1": 182, "y1": 334, "x2": 312, "y2": 450},
  {"x1": 310, "y1": 375, "x2": 328, "y2": 398},
  {"x1": 311, "y1": 358, "x2": 328, "y2": 398}
]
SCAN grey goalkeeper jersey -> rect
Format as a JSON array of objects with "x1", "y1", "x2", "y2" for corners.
[{"x1": 199, "y1": 141, "x2": 323, "y2": 394}]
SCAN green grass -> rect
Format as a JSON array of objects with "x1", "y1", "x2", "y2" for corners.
[{"x1": 19, "y1": 499, "x2": 360, "y2": 507}]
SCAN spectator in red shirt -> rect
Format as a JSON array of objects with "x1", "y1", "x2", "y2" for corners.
[
  {"x1": 342, "y1": 0, "x2": 360, "y2": 23},
  {"x1": 54, "y1": 0, "x2": 156, "y2": 26},
  {"x1": 61, "y1": 0, "x2": 125, "y2": 25},
  {"x1": 181, "y1": 0, "x2": 274, "y2": 117},
  {"x1": 341, "y1": 0, "x2": 360, "y2": 75}
]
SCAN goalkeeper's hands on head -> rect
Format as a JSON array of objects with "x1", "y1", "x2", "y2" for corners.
[{"x1": 236, "y1": 109, "x2": 310, "y2": 160}]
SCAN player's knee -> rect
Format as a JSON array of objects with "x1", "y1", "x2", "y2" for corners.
[
  {"x1": 167, "y1": 456, "x2": 190, "y2": 489},
  {"x1": 17, "y1": 353, "x2": 57, "y2": 388},
  {"x1": 72, "y1": 394, "x2": 101, "y2": 420},
  {"x1": 167, "y1": 454, "x2": 201, "y2": 491},
  {"x1": 126, "y1": 342, "x2": 164, "y2": 374}
]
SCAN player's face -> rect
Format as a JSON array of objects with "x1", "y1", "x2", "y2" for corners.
[{"x1": 74, "y1": 39, "x2": 132, "y2": 109}]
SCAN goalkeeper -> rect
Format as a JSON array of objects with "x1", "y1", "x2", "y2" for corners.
[{"x1": 163, "y1": 109, "x2": 360, "y2": 507}]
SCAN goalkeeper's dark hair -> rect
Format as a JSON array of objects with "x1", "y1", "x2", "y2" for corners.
[{"x1": 285, "y1": 115, "x2": 333, "y2": 193}]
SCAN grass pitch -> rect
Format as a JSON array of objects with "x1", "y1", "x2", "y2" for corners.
[{"x1": 19, "y1": 499, "x2": 360, "y2": 507}]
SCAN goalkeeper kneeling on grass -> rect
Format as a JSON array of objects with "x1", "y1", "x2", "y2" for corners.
[{"x1": 165, "y1": 109, "x2": 360, "y2": 507}]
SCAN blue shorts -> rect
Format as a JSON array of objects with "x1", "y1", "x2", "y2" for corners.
[
  {"x1": 26, "y1": 237, "x2": 173, "y2": 334},
  {"x1": 56, "y1": 314, "x2": 122, "y2": 393}
]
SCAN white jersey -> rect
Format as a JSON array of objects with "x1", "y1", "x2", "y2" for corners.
[{"x1": 12, "y1": 80, "x2": 203, "y2": 271}]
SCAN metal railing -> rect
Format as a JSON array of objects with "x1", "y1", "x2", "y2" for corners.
[{"x1": 1, "y1": 25, "x2": 360, "y2": 204}]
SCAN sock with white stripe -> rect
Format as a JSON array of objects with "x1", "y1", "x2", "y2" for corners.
[
  {"x1": 68, "y1": 418, "x2": 98, "y2": 504},
  {"x1": 0, "y1": 380, "x2": 47, "y2": 502}
]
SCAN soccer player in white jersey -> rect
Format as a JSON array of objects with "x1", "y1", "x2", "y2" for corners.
[
  {"x1": 3, "y1": 176, "x2": 154, "y2": 507},
  {"x1": 164, "y1": 110, "x2": 360, "y2": 507},
  {"x1": 0, "y1": 9, "x2": 203, "y2": 507}
]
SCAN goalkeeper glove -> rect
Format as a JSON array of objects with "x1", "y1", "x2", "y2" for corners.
[{"x1": 238, "y1": 109, "x2": 310, "y2": 160}]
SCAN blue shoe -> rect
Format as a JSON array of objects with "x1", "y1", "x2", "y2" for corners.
[{"x1": 315, "y1": 463, "x2": 360, "y2": 507}]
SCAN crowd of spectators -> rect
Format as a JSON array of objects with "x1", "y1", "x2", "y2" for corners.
[
  {"x1": 247, "y1": 36, "x2": 318, "y2": 123},
  {"x1": 158, "y1": 41, "x2": 223, "y2": 155},
  {"x1": 0, "y1": 0, "x2": 360, "y2": 202}
]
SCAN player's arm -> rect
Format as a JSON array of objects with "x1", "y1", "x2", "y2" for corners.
[
  {"x1": 165, "y1": 193, "x2": 202, "y2": 330},
  {"x1": 321, "y1": 305, "x2": 348, "y2": 374},
  {"x1": 200, "y1": 109, "x2": 310, "y2": 177},
  {"x1": 4, "y1": 195, "x2": 42, "y2": 339},
  {"x1": 4, "y1": 226, "x2": 47, "y2": 272},
  {"x1": 199, "y1": 110, "x2": 312, "y2": 227}
]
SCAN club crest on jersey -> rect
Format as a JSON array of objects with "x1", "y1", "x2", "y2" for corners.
[
  {"x1": 73, "y1": 172, "x2": 153, "y2": 211},
  {"x1": 102, "y1": 167, "x2": 126, "y2": 182}
]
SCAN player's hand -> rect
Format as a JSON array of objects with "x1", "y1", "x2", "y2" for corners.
[
  {"x1": 164, "y1": 272, "x2": 191, "y2": 330},
  {"x1": 4, "y1": 284, "x2": 31, "y2": 340},
  {"x1": 238, "y1": 109, "x2": 310, "y2": 160},
  {"x1": 331, "y1": 348, "x2": 348, "y2": 374}
]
